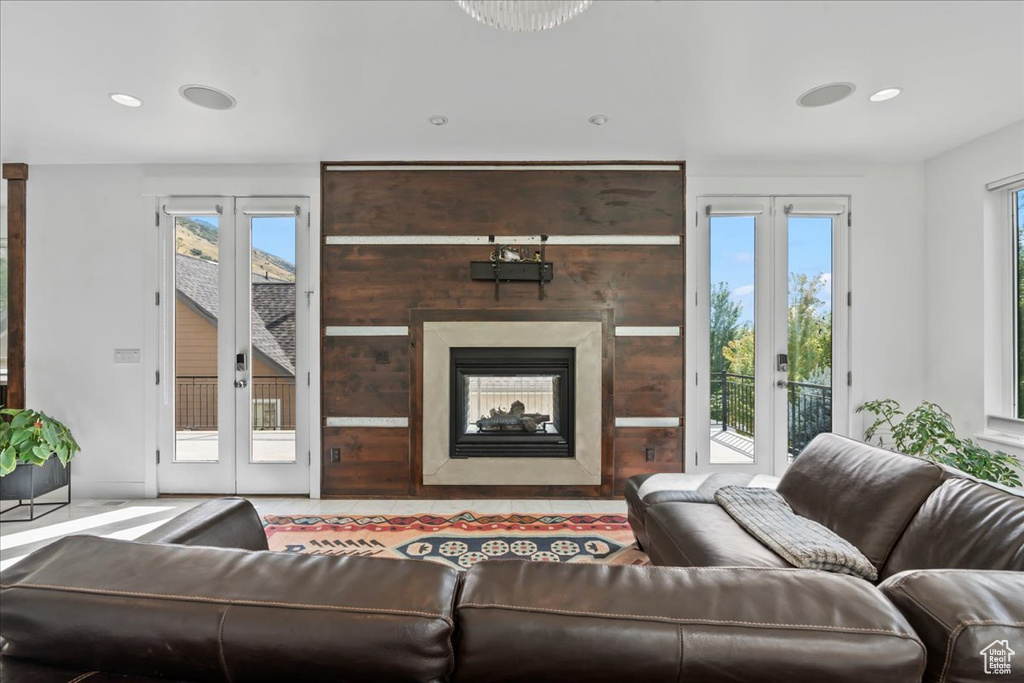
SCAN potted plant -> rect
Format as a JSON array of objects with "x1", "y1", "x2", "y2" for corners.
[
  {"x1": 0, "y1": 407, "x2": 80, "y2": 519},
  {"x1": 857, "y1": 399, "x2": 1022, "y2": 487}
]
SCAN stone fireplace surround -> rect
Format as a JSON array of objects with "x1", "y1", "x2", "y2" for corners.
[{"x1": 422, "y1": 320, "x2": 603, "y2": 486}]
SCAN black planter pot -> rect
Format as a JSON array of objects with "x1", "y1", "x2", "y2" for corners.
[{"x1": 0, "y1": 455, "x2": 72, "y2": 522}]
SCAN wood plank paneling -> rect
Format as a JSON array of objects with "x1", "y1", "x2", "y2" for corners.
[
  {"x1": 322, "y1": 428, "x2": 410, "y2": 495},
  {"x1": 321, "y1": 245, "x2": 683, "y2": 327},
  {"x1": 613, "y1": 427, "x2": 684, "y2": 495},
  {"x1": 323, "y1": 169, "x2": 683, "y2": 236},
  {"x1": 614, "y1": 336, "x2": 684, "y2": 417},
  {"x1": 320, "y1": 164, "x2": 685, "y2": 498},
  {"x1": 322, "y1": 337, "x2": 410, "y2": 418},
  {"x1": 2, "y1": 163, "x2": 27, "y2": 409}
]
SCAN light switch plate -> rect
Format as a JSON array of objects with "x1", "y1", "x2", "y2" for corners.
[{"x1": 114, "y1": 348, "x2": 141, "y2": 364}]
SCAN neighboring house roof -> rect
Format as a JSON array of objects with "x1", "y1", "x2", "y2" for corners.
[{"x1": 175, "y1": 254, "x2": 295, "y2": 376}]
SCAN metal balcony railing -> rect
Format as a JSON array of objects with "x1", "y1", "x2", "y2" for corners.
[
  {"x1": 710, "y1": 371, "x2": 832, "y2": 456},
  {"x1": 176, "y1": 376, "x2": 296, "y2": 431}
]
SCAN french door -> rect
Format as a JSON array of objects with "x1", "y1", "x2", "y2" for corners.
[
  {"x1": 691, "y1": 196, "x2": 849, "y2": 475},
  {"x1": 157, "y1": 196, "x2": 311, "y2": 494}
]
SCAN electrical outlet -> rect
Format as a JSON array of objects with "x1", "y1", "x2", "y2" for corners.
[
  {"x1": 645, "y1": 447, "x2": 656, "y2": 462},
  {"x1": 330, "y1": 448, "x2": 341, "y2": 462},
  {"x1": 114, "y1": 349, "x2": 141, "y2": 364}
]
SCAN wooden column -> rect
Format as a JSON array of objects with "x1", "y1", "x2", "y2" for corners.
[{"x1": 3, "y1": 163, "x2": 27, "y2": 408}]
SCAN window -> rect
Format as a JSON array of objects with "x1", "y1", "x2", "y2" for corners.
[{"x1": 1016, "y1": 187, "x2": 1024, "y2": 418}]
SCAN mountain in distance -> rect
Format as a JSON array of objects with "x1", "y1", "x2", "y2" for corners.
[{"x1": 174, "y1": 217, "x2": 296, "y2": 283}]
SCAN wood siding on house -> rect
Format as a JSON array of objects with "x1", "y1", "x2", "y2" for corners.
[{"x1": 175, "y1": 298, "x2": 295, "y2": 430}]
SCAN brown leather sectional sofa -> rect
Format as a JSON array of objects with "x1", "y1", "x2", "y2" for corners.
[{"x1": 1, "y1": 434, "x2": 1022, "y2": 682}]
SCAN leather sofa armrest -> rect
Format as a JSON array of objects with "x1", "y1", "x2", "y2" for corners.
[
  {"x1": 879, "y1": 569, "x2": 1024, "y2": 683},
  {"x1": 455, "y1": 562, "x2": 925, "y2": 682},
  {"x1": 135, "y1": 497, "x2": 268, "y2": 551}
]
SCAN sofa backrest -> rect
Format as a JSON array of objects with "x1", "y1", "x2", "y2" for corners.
[
  {"x1": 777, "y1": 433, "x2": 945, "y2": 571},
  {"x1": 881, "y1": 473, "x2": 1024, "y2": 578}
]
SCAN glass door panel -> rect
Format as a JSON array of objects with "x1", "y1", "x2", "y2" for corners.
[
  {"x1": 173, "y1": 214, "x2": 223, "y2": 463},
  {"x1": 785, "y1": 215, "x2": 834, "y2": 459},
  {"x1": 709, "y1": 215, "x2": 757, "y2": 465},
  {"x1": 247, "y1": 215, "x2": 297, "y2": 464}
]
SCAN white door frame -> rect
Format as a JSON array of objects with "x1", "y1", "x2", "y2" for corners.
[
  {"x1": 688, "y1": 194, "x2": 850, "y2": 475},
  {"x1": 156, "y1": 196, "x2": 311, "y2": 495}
]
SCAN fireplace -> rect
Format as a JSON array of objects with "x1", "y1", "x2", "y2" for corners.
[
  {"x1": 450, "y1": 347, "x2": 575, "y2": 458},
  {"x1": 420, "y1": 319, "x2": 603, "y2": 486}
]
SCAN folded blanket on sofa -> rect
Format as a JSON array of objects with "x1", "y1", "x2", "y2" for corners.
[{"x1": 714, "y1": 486, "x2": 878, "y2": 581}]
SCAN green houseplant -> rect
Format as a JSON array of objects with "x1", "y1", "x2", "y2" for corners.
[
  {"x1": 857, "y1": 399, "x2": 1022, "y2": 487},
  {"x1": 0, "y1": 407, "x2": 81, "y2": 477}
]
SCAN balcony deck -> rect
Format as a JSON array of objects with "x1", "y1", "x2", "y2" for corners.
[
  {"x1": 175, "y1": 430, "x2": 296, "y2": 463},
  {"x1": 710, "y1": 425, "x2": 755, "y2": 464}
]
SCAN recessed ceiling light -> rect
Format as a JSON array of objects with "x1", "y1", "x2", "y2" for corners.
[
  {"x1": 179, "y1": 84, "x2": 236, "y2": 110},
  {"x1": 796, "y1": 82, "x2": 856, "y2": 108},
  {"x1": 109, "y1": 92, "x2": 143, "y2": 108},
  {"x1": 428, "y1": 115, "x2": 449, "y2": 126},
  {"x1": 869, "y1": 87, "x2": 902, "y2": 102},
  {"x1": 588, "y1": 114, "x2": 609, "y2": 126}
]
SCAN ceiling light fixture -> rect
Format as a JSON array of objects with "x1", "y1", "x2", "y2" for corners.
[
  {"x1": 869, "y1": 87, "x2": 902, "y2": 102},
  {"x1": 588, "y1": 114, "x2": 609, "y2": 126},
  {"x1": 796, "y1": 82, "x2": 856, "y2": 108},
  {"x1": 428, "y1": 115, "x2": 449, "y2": 126},
  {"x1": 109, "y1": 92, "x2": 143, "y2": 108},
  {"x1": 179, "y1": 85, "x2": 236, "y2": 110},
  {"x1": 456, "y1": 0, "x2": 593, "y2": 32}
]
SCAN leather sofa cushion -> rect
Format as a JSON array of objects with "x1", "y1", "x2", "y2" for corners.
[
  {"x1": 625, "y1": 473, "x2": 779, "y2": 549},
  {"x1": 777, "y1": 433, "x2": 944, "y2": 569},
  {"x1": 879, "y1": 570, "x2": 1024, "y2": 683},
  {"x1": 0, "y1": 536, "x2": 459, "y2": 683},
  {"x1": 881, "y1": 476, "x2": 1024, "y2": 578},
  {"x1": 0, "y1": 657, "x2": 188, "y2": 683},
  {"x1": 136, "y1": 497, "x2": 269, "y2": 551},
  {"x1": 455, "y1": 561, "x2": 926, "y2": 682},
  {"x1": 644, "y1": 501, "x2": 790, "y2": 568}
]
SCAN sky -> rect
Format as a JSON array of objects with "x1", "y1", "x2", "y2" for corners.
[
  {"x1": 189, "y1": 215, "x2": 296, "y2": 266},
  {"x1": 709, "y1": 215, "x2": 833, "y2": 326}
]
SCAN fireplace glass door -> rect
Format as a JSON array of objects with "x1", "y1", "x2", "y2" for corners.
[{"x1": 450, "y1": 347, "x2": 574, "y2": 458}]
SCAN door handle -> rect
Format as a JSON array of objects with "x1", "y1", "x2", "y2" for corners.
[
  {"x1": 234, "y1": 379, "x2": 248, "y2": 389},
  {"x1": 776, "y1": 380, "x2": 788, "y2": 388}
]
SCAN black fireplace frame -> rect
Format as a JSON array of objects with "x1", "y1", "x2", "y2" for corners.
[{"x1": 449, "y1": 347, "x2": 575, "y2": 459}]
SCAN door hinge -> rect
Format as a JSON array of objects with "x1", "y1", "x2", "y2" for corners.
[
  {"x1": 305, "y1": 290, "x2": 314, "y2": 307},
  {"x1": 307, "y1": 451, "x2": 311, "y2": 465},
  {"x1": 847, "y1": 212, "x2": 852, "y2": 227},
  {"x1": 155, "y1": 370, "x2": 161, "y2": 385},
  {"x1": 847, "y1": 291, "x2": 851, "y2": 307},
  {"x1": 307, "y1": 371, "x2": 310, "y2": 386},
  {"x1": 847, "y1": 371, "x2": 852, "y2": 387},
  {"x1": 155, "y1": 210, "x2": 160, "y2": 227},
  {"x1": 155, "y1": 291, "x2": 160, "y2": 306},
  {"x1": 695, "y1": 372, "x2": 699, "y2": 386},
  {"x1": 156, "y1": 449, "x2": 161, "y2": 464},
  {"x1": 307, "y1": 212, "x2": 311, "y2": 228}
]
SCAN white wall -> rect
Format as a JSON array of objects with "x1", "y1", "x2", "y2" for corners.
[
  {"x1": 26, "y1": 164, "x2": 319, "y2": 498},
  {"x1": 923, "y1": 120, "x2": 1024, "y2": 457},
  {"x1": 686, "y1": 162, "x2": 929, "y2": 448}
]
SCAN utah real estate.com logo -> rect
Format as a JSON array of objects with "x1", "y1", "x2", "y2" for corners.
[{"x1": 980, "y1": 640, "x2": 1015, "y2": 675}]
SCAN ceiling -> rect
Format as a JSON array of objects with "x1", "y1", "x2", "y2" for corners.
[{"x1": 1, "y1": 0, "x2": 1022, "y2": 165}]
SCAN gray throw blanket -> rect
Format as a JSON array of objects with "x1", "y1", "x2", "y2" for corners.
[{"x1": 714, "y1": 486, "x2": 878, "y2": 581}]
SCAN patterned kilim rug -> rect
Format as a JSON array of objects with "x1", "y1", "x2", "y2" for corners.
[{"x1": 263, "y1": 511, "x2": 649, "y2": 570}]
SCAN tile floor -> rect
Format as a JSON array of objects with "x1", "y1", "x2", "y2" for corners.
[{"x1": 0, "y1": 493, "x2": 626, "y2": 572}]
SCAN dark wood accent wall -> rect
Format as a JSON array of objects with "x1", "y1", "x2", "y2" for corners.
[
  {"x1": 2, "y1": 163, "x2": 27, "y2": 409},
  {"x1": 320, "y1": 163, "x2": 685, "y2": 497}
]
